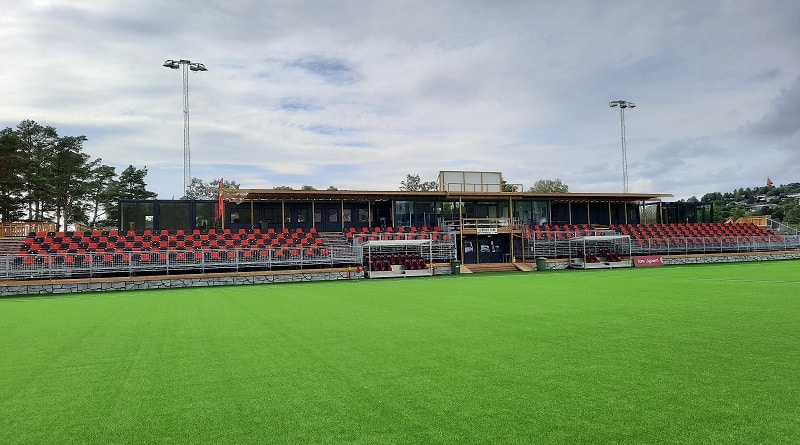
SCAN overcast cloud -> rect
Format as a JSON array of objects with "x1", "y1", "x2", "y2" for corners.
[{"x1": 2, "y1": 0, "x2": 798, "y2": 199}]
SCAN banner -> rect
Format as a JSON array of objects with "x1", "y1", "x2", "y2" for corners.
[
  {"x1": 216, "y1": 178, "x2": 224, "y2": 220},
  {"x1": 633, "y1": 255, "x2": 664, "y2": 267}
]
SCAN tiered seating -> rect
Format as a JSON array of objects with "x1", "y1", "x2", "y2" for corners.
[
  {"x1": 613, "y1": 223, "x2": 782, "y2": 250},
  {"x1": 528, "y1": 224, "x2": 598, "y2": 240},
  {"x1": 14, "y1": 227, "x2": 330, "y2": 268},
  {"x1": 346, "y1": 226, "x2": 450, "y2": 243}
]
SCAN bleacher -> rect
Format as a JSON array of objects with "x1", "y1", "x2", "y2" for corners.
[
  {"x1": 523, "y1": 222, "x2": 798, "y2": 258},
  {"x1": 2, "y1": 227, "x2": 361, "y2": 280},
  {"x1": 345, "y1": 225, "x2": 451, "y2": 243}
]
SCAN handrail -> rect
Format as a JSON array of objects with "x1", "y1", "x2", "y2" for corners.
[{"x1": 0, "y1": 222, "x2": 58, "y2": 238}]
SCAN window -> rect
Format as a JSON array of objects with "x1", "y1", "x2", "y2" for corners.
[{"x1": 121, "y1": 202, "x2": 154, "y2": 231}]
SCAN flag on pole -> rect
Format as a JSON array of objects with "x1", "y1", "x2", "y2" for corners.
[
  {"x1": 216, "y1": 178, "x2": 224, "y2": 220},
  {"x1": 767, "y1": 177, "x2": 773, "y2": 187}
]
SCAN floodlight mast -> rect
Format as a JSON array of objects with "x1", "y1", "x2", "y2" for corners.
[
  {"x1": 163, "y1": 59, "x2": 208, "y2": 197},
  {"x1": 609, "y1": 100, "x2": 636, "y2": 193}
]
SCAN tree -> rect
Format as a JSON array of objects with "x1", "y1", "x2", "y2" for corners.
[
  {"x1": 50, "y1": 135, "x2": 93, "y2": 231},
  {"x1": 83, "y1": 164, "x2": 118, "y2": 226},
  {"x1": 273, "y1": 186, "x2": 293, "y2": 190},
  {"x1": 117, "y1": 165, "x2": 158, "y2": 200},
  {"x1": 528, "y1": 179, "x2": 569, "y2": 193},
  {"x1": 301, "y1": 185, "x2": 317, "y2": 191},
  {"x1": 326, "y1": 186, "x2": 339, "y2": 191},
  {"x1": 0, "y1": 128, "x2": 26, "y2": 222},
  {"x1": 785, "y1": 203, "x2": 800, "y2": 226},
  {"x1": 16, "y1": 120, "x2": 59, "y2": 220},
  {"x1": 400, "y1": 174, "x2": 436, "y2": 191},
  {"x1": 183, "y1": 177, "x2": 240, "y2": 200}
]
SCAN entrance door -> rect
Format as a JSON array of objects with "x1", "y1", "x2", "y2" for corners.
[
  {"x1": 315, "y1": 205, "x2": 341, "y2": 232},
  {"x1": 286, "y1": 205, "x2": 312, "y2": 232}
]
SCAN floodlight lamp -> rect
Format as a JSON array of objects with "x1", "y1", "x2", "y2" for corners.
[
  {"x1": 163, "y1": 60, "x2": 180, "y2": 69},
  {"x1": 190, "y1": 63, "x2": 208, "y2": 72},
  {"x1": 609, "y1": 101, "x2": 619, "y2": 108},
  {"x1": 627, "y1": 102, "x2": 636, "y2": 108}
]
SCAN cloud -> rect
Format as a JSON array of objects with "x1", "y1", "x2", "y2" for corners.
[
  {"x1": 747, "y1": 75, "x2": 800, "y2": 139},
  {"x1": 1, "y1": 0, "x2": 799, "y2": 201}
]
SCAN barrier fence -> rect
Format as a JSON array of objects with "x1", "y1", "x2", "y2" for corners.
[
  {"x1": 522, "y1": 233, "x2": 800, "y2": 258},
  {"x1": 1, "y1": 246, "x2": 361, "y2": 280}
]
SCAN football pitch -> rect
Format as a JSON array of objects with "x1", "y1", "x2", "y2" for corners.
[{"x1": 1, "y1": 261, "x2": 799, "y2": 444}]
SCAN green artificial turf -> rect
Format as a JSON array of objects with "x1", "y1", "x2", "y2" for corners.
[{"x1": 1, "y1": 261, "x2": 799, "y2": 444}]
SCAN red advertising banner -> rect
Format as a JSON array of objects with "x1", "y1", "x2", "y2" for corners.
[{"x1": 633, "y1": 256, "x2": 664, "y2": 267}]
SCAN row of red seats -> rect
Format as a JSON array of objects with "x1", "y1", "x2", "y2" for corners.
[
  {"x1": 15, "y1": 245, "x2": 332, "y2": 267},
  {"x1": 349, "y1": 226, "x2": 442, "y2": 234},
  {"x1": 17, "y1": 228, "x2": 326, "y2": 257},
  {"x1": 346, "y1": 226, "x2": 450, "y2": 242},
  {"x1": 614, "y1": 223, "x2": 778, "y2": 240},
  {"x1": 528, "y1": 224, "x2": 598, "y2": 240}
]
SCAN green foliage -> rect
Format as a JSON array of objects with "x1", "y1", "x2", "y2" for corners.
[
  {"x1": 528, "y1": 178, "x2": 569, "y2": 193},
  {"x1": 183, "y1": 177, "x2": 240, "y2": 200},
  {"x1": 116, "y1": 165, "x2": 158, "y2": 200},
  {"x1": 699, "y1": 182, "x2": 800, "y2": 226},
  {"x1": 0, "y1": 128, "x2": 26, "y2": 222},
  {"x1": 400, "y1": 174, "x2": 437, "y2": 191},
  {"x1": 0, "y1": 120, "x2": 161, "y2": 228}
]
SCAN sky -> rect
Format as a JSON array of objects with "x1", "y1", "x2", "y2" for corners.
[{"x1": 1, "y1": 0, "x2": 798, "y2": 200}]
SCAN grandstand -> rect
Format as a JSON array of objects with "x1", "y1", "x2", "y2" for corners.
[
  {"x1": 521, "y1": 221, "x2": 799, "y2": 259},
  {"x1": 2, "y1": 170, "x2": 799, "y2": 283},
  {"x1": 1, "y1": 227, "x2": 361, "y2": 280},
  {"x1": 4, "y1": 219, "x2": 798, "y2": 282}
]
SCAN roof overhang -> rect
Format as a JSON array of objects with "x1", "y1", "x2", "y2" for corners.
[{"x1": 223, "y1": 189, "x2": 672, "y2": 203}]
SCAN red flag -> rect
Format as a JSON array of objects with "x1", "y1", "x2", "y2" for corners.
[
  {"x1": 767, "y1": 177, "x2": 773, "y2": 187},
  {"x1": 216, "y1": 179, "x2": 224, "y2": 220}
]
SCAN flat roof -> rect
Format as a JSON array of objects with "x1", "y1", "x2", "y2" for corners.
[{"x1": 223, "y1": 189, "x2": 672, "y2": 203}]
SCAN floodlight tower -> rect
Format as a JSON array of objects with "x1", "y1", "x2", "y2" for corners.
[
  {"x1": 163, "y1": 59, "x2": 208, "y2": 196},
  {"x1": 609, "y1": 100, "x2": 636, "y2": 193}
]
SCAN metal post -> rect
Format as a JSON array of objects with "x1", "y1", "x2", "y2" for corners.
[
  {"x1": 163, "y1": 59, "x2": 207, "y2": 197},
  {"x1": 609, "y1": 100, "x2": 636, "y2": 193}
]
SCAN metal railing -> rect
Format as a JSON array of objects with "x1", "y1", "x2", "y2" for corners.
[
  {"x1": 1, "y1": 246, "x2": 362, "y2": 281},
  {"x1": 766, "y1": 218, "x2": 799, "y2": 236},
  {"x1": 1, "y1": 222, "x2": 58, "y2": 238},
  {"x1": 350, "y1": 232, "x2": 458, "y2": 263},
  {"x1": 521, "y1": 232, "x2": 800, "y2": 258}
]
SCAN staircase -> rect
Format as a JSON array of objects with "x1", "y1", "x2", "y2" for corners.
[
  {"x1": 0, "y1": 238, "x2": 23, "y2": 256},
  {"x1": 317, "y1": 232, "x2": 353, "y2": 249}
]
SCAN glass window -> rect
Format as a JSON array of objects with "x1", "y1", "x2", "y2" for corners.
[
  {"x1": 195, "y1": 203, "x2": 214, "y2": 229},
  {"x1": 343, "y1": 209, "x2": 352, "y2": 223},
  {"x1": 327, "y1": 208, "x2": 338, "y2": 223},
  {"x1": 121, "y1": 202, "x2": 154, "y2": 232},
  {"x1": 262, "y1": 207, "x2": 281, "y2": 226},
  {"x1": 296, "y1": 208, "x2": 308, "y2": 223},
  {"x1": 159, "y1": 202, "x2": 191, "y2": 231},
  {"x1": 229, "y1": 204, "x2": 251, "y2": 224},
  {"x1": 358, "y1": 209, "x2": 369, "y2": 223}
]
